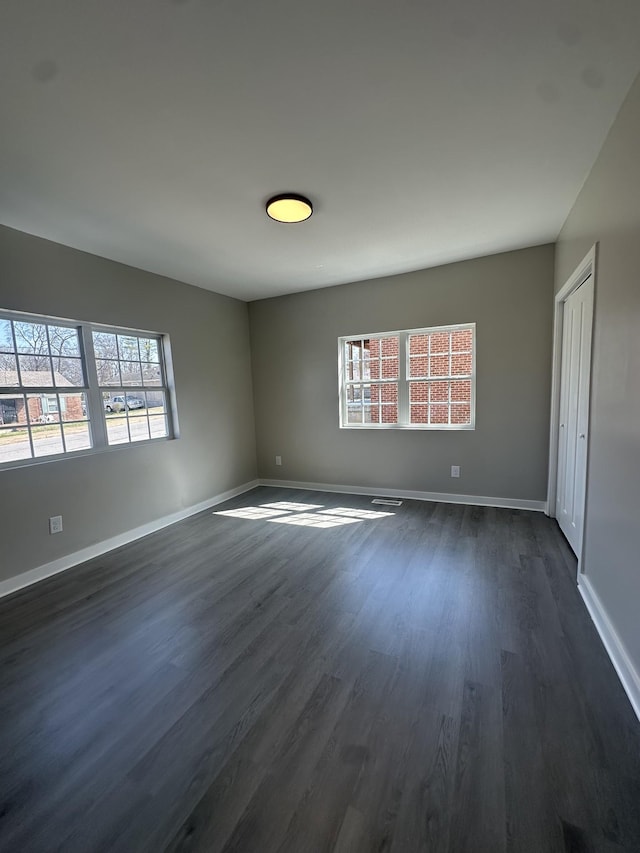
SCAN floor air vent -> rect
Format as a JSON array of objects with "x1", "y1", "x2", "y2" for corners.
[{"x1": 372, "y1": 498, "x2": 403, "y2": 506}]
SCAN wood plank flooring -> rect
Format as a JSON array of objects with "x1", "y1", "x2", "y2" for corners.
[{"x1": 0, "y1": 487, "x2": 639, "y2": 852}]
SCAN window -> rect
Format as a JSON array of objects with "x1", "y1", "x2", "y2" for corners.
[
  {"x1": 92, "y1": 330, "x2": 170, "y2": 446},
  {"x1": 0, "y1": 310, "x2": 174, "y2": 468},
  {"x1": 339, "y1": 323, "x2": 475, "y2": 429}
]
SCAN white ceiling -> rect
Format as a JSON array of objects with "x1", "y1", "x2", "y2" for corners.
[{"x1": 1, "y1": 1, "x2": 639, "y2": 301}]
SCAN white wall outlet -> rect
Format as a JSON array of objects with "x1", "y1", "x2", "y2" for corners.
[
  {"x1": 49, "y1": 515, "x2": 63, "y2": 534},
  {"x1": 275, "y1": 455, "x2": 282, "y2": 466},
  {"x1": 451, "y1": 465, "x2": 460, "y2": 478}
]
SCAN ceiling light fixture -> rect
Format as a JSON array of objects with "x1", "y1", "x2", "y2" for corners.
[{"x1": 266, "y1": 193, "x2": 313, "y2": 223}]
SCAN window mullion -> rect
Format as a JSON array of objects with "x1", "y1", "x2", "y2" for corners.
[
  {"x1": 398, "y1": 332, "x2": 409, "y2": 425},
  {"x1": 81, "y1": 323, "x2": 108, "y2": 449}
]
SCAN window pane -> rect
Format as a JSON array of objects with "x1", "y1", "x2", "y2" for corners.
[
  {"x1": 409, "y1": 355, "x2": 428, "y2": 377},
  {"x1": 141, "y1": 362, "x2": 162, "y2": 386},
  {"x1": 347, "y1": 385, "x2": 362, "y2": 403},
  {"x1": 364, "y1": 358, "x2": 377, "y2": 380},
  {"x1": 31, "y1": 424, "x2": 64, "y2": 457},
  {"x1": 379, "y1": 383, "x2": 398, "y2": 404},
  {"x1": 410, "y1": 404, "x2": 429, "y2": 424},
  {"x1": 27, "y1": 394, "x2": 60, "y2": 423},
  {"x1": 380, "y1": 358, "x2": 398, "y2": 379},
  {"x1": 430, "y1": 381, "x2": 449, "y2": 403},
  {"x1": 364, "y1": 404, "x2": 379, "y2": 424},
  {"x1": 451, "y1": 379, "x2": 472, "y2": 402},
  {"x1": 139, "y1": 338, "x2": 160, "y2": 363},
  {"x1": 53, "y1": 356, "x2": 84, "y2": 387},
  {"x1": 0, "y1": 319, "x2": 14, "y2": 353},
  {"x1": 410, "y1": 382, "x2": 429, "y2": 403},
  {"x1": 104, "y1": 392, "x2": 124, "y2": 413},
  {"x1": 451, "y1": 404, "x2": 471, "y2": 425},
  {"x1": 409, "y1": 334, "x2": 430, "y2": 356},
  {"x1": 59, "y1": 392, "x2": 87, "y2": 422},
  {"x1": 129, "y1": 416, "x2": 150, "y2": 442},
  {"x1": 0, "y1": 394, "x2": 23, "y2": 425},
  {"x1": 452, "y1": 352, "x2": 473, "y2": 375},
  {"x1": 145, "y1": 390, "x2": 166, "y2": 412},
  {"x1": 103, "y1": 391, "x2": 146, "y2": 412},
  {"x1": 120, "y1": 361, "x2": 142, "y2": 386},
  {"x1": 429, "y1": 355, "x2": 449, "y2": 377},
  {"x1": 48, "y1": 325, "x2": 80, "y2": 357},
  {"x1": 118, "y1": 335, "x2": 140, "y2": 361},
  {"x1": 19, "y1": 357, "x2": 54, "y2": 386},
  {"x1": 430, "y1": 332, "x2": 450, "y2": 353},
  {"x1": 0, "y1": 353, "x2": 19, "y2": 385},
  {"x1": 430, "y1": 405, "x2": 449, "y2": 425},
  {"x1": 63, "y1": 421, "x2": 92, "y2": 452},
  {"x1": 149, "y1": 414, "x2": 168, "y2": 438},
  {"x1": 93, "y1": 331, "x2": 118, "y2": 359},
  {"x1": 106, "y1": 416, "x2": 130, "y2": 445},
  {"x1": 380, "y1": 337, "x2": 398, "y2": 357},
  {"x1": 124, "y1": 391, "x2": 146, "y2": 410},
  {"x1": 346, "y1": 403, "x2": 362, "y2": 424},
  {"x1": 377, "y1": 337, "x2": 398, "y2": 379},
  {"x1": 0, "y1": 425, "x2": 31, "y2": 463},
  {"x1": 452, "y1": 329, "x2": 473, "y2": 351},
  {"x1": 13, "y1": 322, "x2": 49, "y2": 354},
  {"x1": 347, "y1": 356, "x2": 361, "y2": 381},
  {"x1": 381, "y1": 404, "x2": 398, "y2": 423},
  {"x1": 96, "y1": 359, "x2": 121, "y2": 385},
  {"x1": 361, "y1": 355, "x2": 371, "y2": 380}
]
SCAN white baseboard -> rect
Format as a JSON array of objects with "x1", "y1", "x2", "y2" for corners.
[
  {"x1": 258, "y1": 478, "x2": 546, "y2": 512},
  {"x1": 0, "y1": 479, "x2": 259, "y2": 600},
  {"x1": 579, "y1": 574, "x2": 640, "y2": 722}
]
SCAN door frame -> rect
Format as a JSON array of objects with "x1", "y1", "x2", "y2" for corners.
[{"x1": 546, "y1": 243, "x2": 597, "y2": 574}]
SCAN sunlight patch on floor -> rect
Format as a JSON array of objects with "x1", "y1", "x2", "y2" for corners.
[
  {"x1": 215, "y1": 507, "x2": 288, "y2": 520},
  {"x1": 214, "y1": 502, "x2": 396, "y2": 528},
  {"x1": 267, "y1": 512, "x2": 360, "y2": 529}
]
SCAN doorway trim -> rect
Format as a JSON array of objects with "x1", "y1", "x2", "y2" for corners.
[{"x1": 546, "y1": 244, "x2": 597, "y2": 572}]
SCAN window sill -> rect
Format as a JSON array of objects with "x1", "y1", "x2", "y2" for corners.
[{"x1": 339, "y1": 423, "x2": 475, "y2": 431}]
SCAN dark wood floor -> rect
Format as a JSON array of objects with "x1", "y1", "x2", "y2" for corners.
[{"x1": 1, "y1": 487, "x2": 639, "y2": 853}]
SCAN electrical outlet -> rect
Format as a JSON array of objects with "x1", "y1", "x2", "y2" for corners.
[
  {"x1": 451, "y1": 465, "x2": 460, "y2": 478},
  {"x1": 49, "y1": 515, "x2": 63, "y2": 534},
  {"x1": 275, "y1": 455, "x2": 282, "y2": 466}
]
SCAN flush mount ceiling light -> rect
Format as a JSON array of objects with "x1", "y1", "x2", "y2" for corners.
[{"x1": 266, "y1": 194, "x2": 313, "y2": 223}]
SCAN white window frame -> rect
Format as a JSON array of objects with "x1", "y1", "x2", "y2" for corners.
[
  {"x1": 338, "y1": 323, "x2": 476, "y2": 430},
  {"x1": 0, "y1": 308, "x2": 177, "y2": 471}
]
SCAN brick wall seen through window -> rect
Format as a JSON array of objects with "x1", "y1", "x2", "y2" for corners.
[{"x1": 340, "y1": 324, "x2": 475, "y2": 429}]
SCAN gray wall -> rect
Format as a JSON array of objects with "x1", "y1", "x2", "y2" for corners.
[
  {"x1": 0, "y1": 225, "x2": 257, "y2": 582},
  {"x1": 249, "y1": 245, "x2": 554, "y2": 501},
  {"x1": 555, "y1": 75, "x2": 640, "y2": 673}
]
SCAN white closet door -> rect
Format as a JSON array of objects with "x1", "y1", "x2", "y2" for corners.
[{"x1": 556, "y1": 275, "x2": 593, "y2": 555}]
